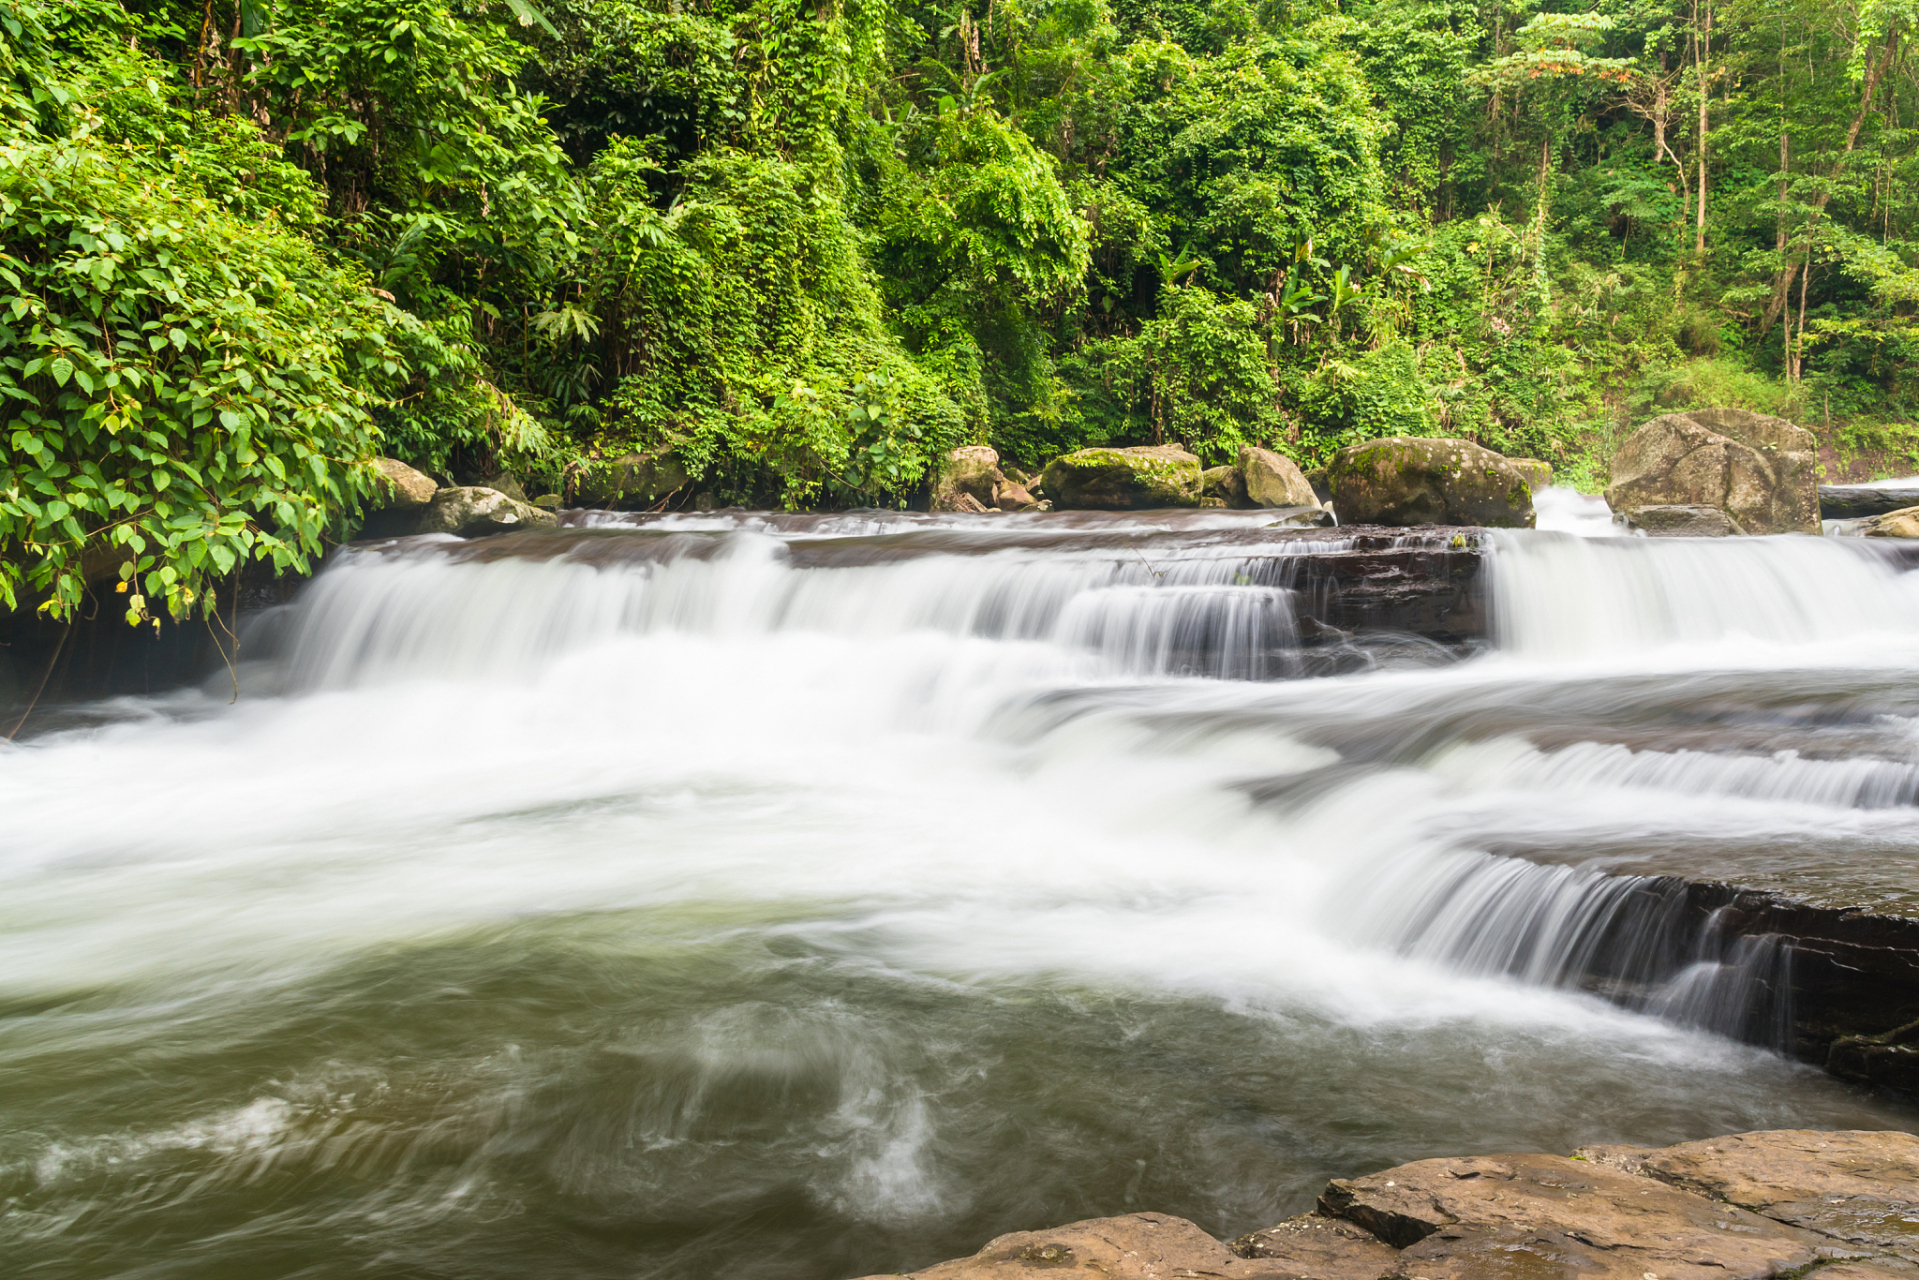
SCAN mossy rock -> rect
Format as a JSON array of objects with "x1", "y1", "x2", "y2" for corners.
[
  {"x1": 1040, "y1": 445, "x2": 1202, "y2": 510},
  {"x1": 1329, "y1": 437, "x2": 1536, "y2": 528}
]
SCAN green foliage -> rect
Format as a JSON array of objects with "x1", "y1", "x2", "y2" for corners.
[{"x1": 0, "y1": 128, "x2": 390, "y2": 620}]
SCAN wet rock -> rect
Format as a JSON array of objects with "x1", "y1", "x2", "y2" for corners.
[
  {"x1": 1328, "y1": 437, "x2": 1536, "y2": 528},
  {"x1": 1266, "y1": 506, "x2": 1336, "y2": 529},
  {"x1": 416, "y1": 486, "x2": 559, "y2": 537},
  {"x1": 1040, "y1": 445, "x2": 1202, "y2": 510},
  {"x1": 1229, "y1": 1212, "x2": 1399, "y2": 1279},
  {"x1": 575, "y1": 452, "x2": 687, "y2": 508},
  {"x1": 1204, "y1": 464, "x2": 1252, "y2": 507},
  {"x1": 1862, "y1": 506, "x2": 1919, "y2": 538},
  {"x1": 1510, "y1": 457, "x2": 1553, "y2": 493},
  {"x1": 1318, "y1": 1151, "x2": 1842, "y2": 1278},
  {"x1": 935, "y1": 446, "x2": 1005, "y2": 512},
  {"x1": 845, "y1": 1212, "x2": 1284, "y2": 1280},
  {"x1": 371, "y1": 458, "x2": 437, "y2": 510},
  {"x1": 1604, "y1": 407, "x2": 1818, "y2": 535},
  {"x1": 467, "y1": 471, "x2": 527, "y2": 503},
  {"x1": 1616, "y1": 503, "x2": 1748, "y2": 536},
  {"x1": 1822, "y1": 485, "x2": 1919, "y2": 520},
  {"x1": 1240, "y1": 446, "x2": 1318, "y2": 509},
  {"x1": 1596, "y1": 1130, "x2": 1919, "y2": 1262}
]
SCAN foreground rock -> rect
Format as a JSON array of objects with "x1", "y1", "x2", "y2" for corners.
[
  {"x1": 415, "y1": 486, "x2": 558, "y2": 536},
  {"x1": 1239, "y1": 445, "x2": 1319, "y2": 509},
  {"x1": 1822, "y1": 485, "x2": 1919, "y2": 520},
  {"x1": 849, "y1": 1129, "x2": 1918, "y2": 1280},
  {"x1": 1041, "y1": 445, "x2": 1202, "y2": 509},
  {"x1": 1605, "y1": 408, "x2": 1818, "y2": 535},
  {"x1": 1328, "y1": 437, "x2": 1536, "y2": 528},
  {"x1": 1616, "y1": 503, "x2": 1748, "y2": 536}
]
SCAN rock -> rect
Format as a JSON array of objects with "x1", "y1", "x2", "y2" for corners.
[
  {"x1": 1609, "y1": 1130, "x2": 1919, "y2": 1262},
  {"x1": 1303, "y1": 467, "x2": 1332, "y2": 503},
  {"x1": 469, "y1": 471, "x2": 527, "y2": 503},
  {"x1": 1229, "y1": 1213, "x2": 1400, "y2": 1279},
  {"x1": 532, "y1": 493, "x2": 563, "y2": 509},
  {"x1": 415, "y1": 486, "x2": 558, "y2": 537},
  {"x1": 1203, "y1": 464, "x2": 1251, "y2": 507},
  {"x1": 1616, "y1": 503, "x2": 1748, "y2": 536},
  {"x1": 1863, "y1": 505, "x2": 1919, "y2": 538},
  {"x1": 1318, "y1": 1151, "x2": 1841, "y2": 1279},
  {"x1": 939, "y1": 490, "x2": 991, "y2": 514},
  {"x1": 1267, "y1": 506, "x2": 1336, "y2": 528},
  {"x1": 1604, "y1": 407, "x2": 1819, "y2": 535},
  {"x1": 1039, "y1": 445, "x2": 1202, "y2": 509},
  {"x1": 1823, "y1": 485, "x2": 1919, "y2": 520},
  {"x1": 845, "y1": 1213, "x2": 1282, "y2": 1280},
  {"x1": 994, "y1": 478, "x2": 1040, "y2": 512},
  {"x1": 1509, "y1": 457, "x2": 1553, "y2": 492},
  {"x1": 576, "y1": 452, "x2": 688, "y2": 508},
  {"x1": 1328, "y1": 437, "x2": 1536, "y2": 528},
  {"x1": 934, "y1": 445, "x2": 1005, "y2": 512},
  {"x1": 1239, "y1": 445, "x2": 1318, "y2": 509},
  {"x1": 371, "y1": 458, "x2": 437, "y2": 510}
]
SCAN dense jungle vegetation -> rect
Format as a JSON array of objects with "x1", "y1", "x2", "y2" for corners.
[{"x1": 2, "y1": 0, "x2": 1918, "y2": 618}]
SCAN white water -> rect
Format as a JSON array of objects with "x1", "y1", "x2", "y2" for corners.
[{"x1": 4, "y1": 514, "x2": 1917, "y2": 1278}]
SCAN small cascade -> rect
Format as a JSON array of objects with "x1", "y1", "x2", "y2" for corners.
[
  {"x1": 1325, "y1": 847, "x2": 1794, "y2": 1048},
  {"x1": 1486, "y1": 529, "x2": 1919, "y2": 657}
]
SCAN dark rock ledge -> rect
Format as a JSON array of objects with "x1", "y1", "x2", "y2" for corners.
[{"x1": 848, "y1": 1128, "x2": 1919, "y2": 1280}]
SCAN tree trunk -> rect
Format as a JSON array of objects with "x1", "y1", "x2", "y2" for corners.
[
  {"x1": 1694, "y1": 1, "x2": 1711, "y2": 258},
  {"x1": 1761, "y1": 32, "x2": 1897, "y2": 335}
]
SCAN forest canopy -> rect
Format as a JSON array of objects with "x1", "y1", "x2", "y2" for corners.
[{"x1": 4, "y1": 0, "x2": 1919, "y2": 616}]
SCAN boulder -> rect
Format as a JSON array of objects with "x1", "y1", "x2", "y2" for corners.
[
  {"x1": 415, "y1": 486, "x2": 558, "y2": 537},
  {"x1": 371, "y1": 458, "x2": 437, "y2": 510},
  {"x1": 1239, "y1": 445, "x2": 1318, "y2": 509},
  {"x1": 1573, "y1": 1130, "x2": 1919, "y2": 1262},
  {"x1": 1319, "y1": 1151, "x2": 1839, "y2": 1279},
  {"x1": 1267, "y1": 506, "x2": 1336, "y2": 529},
  {"x1": 1822, "y1": 485, "x2": 1919, "y2": 520},
  {"x1": 994, "y1": 478, "x2": 1040, "y2": 512},
  {"x1": 1604, "y1": 407, "x2": 1819, "y2": 535},
  {"x1": 575, "y1": 452, "x2": 687, "y2": 508},
  {"x1": 1509, "y1": 457, "x2": 1553, "y2": 493},
  {"x1": 1616, "y1": 503, "x2": 1748, "y2": 537},
  {"x1": 1039, "y1": 445, "x2": 1202, "y2": 509},
  {"x1": 845, "y1": 1213, "x2": 1280, "y2": 1280},
  {"x1": 1203, "y1": 464, "x2": 1251, "y2": 507},
  {"x1": 1862, "y1": 505, "x2": 1919, "y2": 539},
  {"x1": 1328, "y1": 437, "x2": 1536, "y2": 528},
  {"x1": 935, "y1": 445, "x2": 1004, "y2": 512},
  {"x1": 470, "y1": 472, "x2": 528, "y2": 503}
]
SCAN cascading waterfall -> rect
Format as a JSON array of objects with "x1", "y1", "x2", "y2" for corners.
[{"x1": 6, "y1": 498, "x2": 1918, "y2": 1280}]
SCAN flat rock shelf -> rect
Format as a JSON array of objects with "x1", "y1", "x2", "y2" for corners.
[{"x1": 853, "y1": 1129, "x2": 1919, "y2": 1279}]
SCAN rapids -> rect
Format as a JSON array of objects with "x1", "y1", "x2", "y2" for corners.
[{"x1": 4, "y1": 493, "x2": 1919, "y2": 1280}]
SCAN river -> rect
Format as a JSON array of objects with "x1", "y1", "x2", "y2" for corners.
[{"x1": 4, "y1": 493, "x2": 1917, "y2": 1279}]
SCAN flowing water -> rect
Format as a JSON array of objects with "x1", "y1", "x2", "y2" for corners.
[{"x1": 5, "y1": 494, "x2": 1919, "y2": 1280}]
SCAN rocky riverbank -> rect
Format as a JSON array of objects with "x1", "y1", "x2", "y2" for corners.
[{"x1": 850, "y1": 1128, "x2": 1919, "y2": 1279}]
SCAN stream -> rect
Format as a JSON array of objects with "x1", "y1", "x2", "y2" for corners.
[{"x1": 5, "y1": 492, "x2": 1919, "y2": 1280}]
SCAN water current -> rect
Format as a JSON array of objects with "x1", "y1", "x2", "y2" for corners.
[{"x1": 5, "y1": 491, "x2": 1919, "y2": 1280}]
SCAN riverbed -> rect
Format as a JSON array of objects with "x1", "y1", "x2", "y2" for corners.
[{"x1": 4, "y1": 495, "x2": 1917, "y2": 1279}]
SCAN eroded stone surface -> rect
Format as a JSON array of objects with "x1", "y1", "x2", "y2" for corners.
[
  {"x1": 846, "y1": 1212, "x2": 1292, "y2": 1279},
  {"x1": 1317, "y1": 1152, "x2": 1842, "y2": 1278},
  {"x1": 1863, "y1": 505, "x2": 1919, "y2": 539},
  {"x1": 935, "y1": 446, "x2": 1004, "y2": 512},
  {"x1": 1626, "y1": 1130, "x2": 1919, "y2": 1261},
  {"x1": 1229, "y1": 1212, "x2": 1399, "y2": 1279},
  {"x1": 1616, "y1": 503, "x2": 1747, "y2": 536}
]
